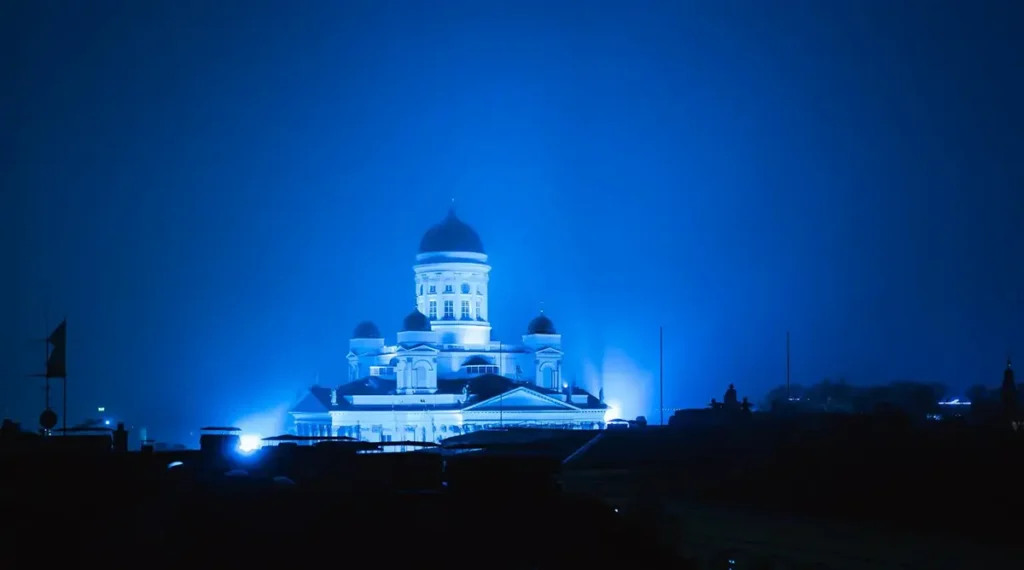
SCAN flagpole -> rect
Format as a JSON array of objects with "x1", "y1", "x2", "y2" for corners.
[
  {"x1": 61, "y1": 317, "x2": 67, "y2": 435},
  {"x1": 44, "y1": 310, "x2": 51, "y2": 429},
  {"x1": 659, "y1": 326, "x2": 664, "y2": 425},
  {"x1": 44, "y1": 322, "x2": 52, "y2": 435},
  {"x1": 62, "y1": 376, "x2": 67, "y2": 436},
  {"x1": 786, "y1": 331, "x2": 791, "y2": 401},
  {"x1": 44, "y1": 323, "x2": 50, "y2": 413},
  {"x1": 499, "y1": 342, "x2": 504, "y2": 428}
]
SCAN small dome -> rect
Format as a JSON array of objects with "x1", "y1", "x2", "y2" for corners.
[
  {"x1": 419, "y1": 208, "x2": 485, "y2": 254},
  {"x1": 402, "y1": 309, "x2": 432, "y2": 332},
  {"x1": 527, "y1": 314, "x2": 556, "y2": 335},
  {"x1": 352, "y1": 321, "x2": 382, "y2": 339}
]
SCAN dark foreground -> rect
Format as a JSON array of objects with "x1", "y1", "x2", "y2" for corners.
[
  {"x1": 5, "y1": 421, "x2": 1023, "y2": 569},
  {"x1": 2, "y1": 447, "x2": 686, "y2": 568}
]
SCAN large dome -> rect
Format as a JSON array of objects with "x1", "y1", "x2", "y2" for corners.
[
  {"x1": 418, "y1": 208, "x2": 485, "y2": 254},
  {"x1": 402, "y1": 309, "x2": 432, "y2": 332},
  {"x1": 527, "y1": 313, "x2": 557, "y2": 335}
]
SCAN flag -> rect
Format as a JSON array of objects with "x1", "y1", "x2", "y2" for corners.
[{"x1": 45, "y1": 319, "x2": 66, "y2": 378}]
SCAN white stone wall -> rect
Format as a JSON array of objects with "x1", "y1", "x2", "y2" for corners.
[
  {"x1": 292, "y1": 408, "x2": 606, "y2": 452},
  {"x1": 394, "y1": 351, "x2": 439, "y2": 394},
  {"x1": 413, "y1": 253, "x2": 492, "y2": 347}
]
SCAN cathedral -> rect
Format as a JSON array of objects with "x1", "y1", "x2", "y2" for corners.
[{"x1": 289, "y1": 208, "x2": 608, "y2": 445}]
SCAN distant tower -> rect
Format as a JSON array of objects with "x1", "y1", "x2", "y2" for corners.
[
  {"x1": 414, "y1": 207, "x2": 491, "y2": 346},
  {"x1": 1001, "y1": 358, "x2": 1018, "y2": 420}
]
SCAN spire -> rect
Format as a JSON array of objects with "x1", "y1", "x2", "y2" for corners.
[
  {"x1": 539, "y1": 301, "x2": 545, "y2": 314},
  {"x1": 448, "y1": 198, "x2": 457, "y2": 217}
]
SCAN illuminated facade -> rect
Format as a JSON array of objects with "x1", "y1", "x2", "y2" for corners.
[{"x1": 290, "y1": 208, "x2": 607, "y2": 444}]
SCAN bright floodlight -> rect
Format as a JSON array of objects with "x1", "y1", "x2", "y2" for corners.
[
  {"x1": 238, "y1": 434, "x2": 261, "y2": 453},
  {"x1": 604, "y1": 401, "x2": 621, "y2": 424}
]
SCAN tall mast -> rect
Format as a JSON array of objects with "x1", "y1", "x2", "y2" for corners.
[
  {"x1": 659, "y1": 326, "x2": 664, "y2": 425},
  {"x1": 44, "y1": 319, "x2": 50, "y2": 412},
  {"x1": 499, "y1": 341, "x2": 504, "y2": 428},
  {"x1": 44, "y1": 308, "x2": 51, "y2": 413},
  {"x1": 62, "y1": 317, "x2": 68, "y2": 435},
  {"x1": 63, "y1": 376, "x2": 67, "y2": 435},
  {"x1": 786, "y1": 331, "x2": 791, "y2": 400}
]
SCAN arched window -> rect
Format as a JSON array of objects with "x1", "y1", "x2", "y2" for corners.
[
  {"x1": 543, "y1": 367, "x2": 554, "y2": 389},
  {"x1": 461, "y1": 283, "x2": 470, "y2": 294},
  {"x1": 416, "y1": 367, "x2": 426, "y2": 388}
]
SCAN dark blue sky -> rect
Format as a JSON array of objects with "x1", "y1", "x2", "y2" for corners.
[{"x1": 5, "y1": 1, "x2": 1023, "y2": 438}]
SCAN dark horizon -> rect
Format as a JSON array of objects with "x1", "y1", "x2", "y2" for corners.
[{"x1": 5, "y1": 0, "x2": 1023, "y2": 440}]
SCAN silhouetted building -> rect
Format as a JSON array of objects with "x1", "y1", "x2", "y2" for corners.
[{"x1": 668, "y1": 385, "x2": 753, "y2": 428}]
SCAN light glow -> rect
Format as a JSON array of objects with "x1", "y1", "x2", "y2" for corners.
[
  {"x1": 238, "y1": 434, "x2": 261, "y2": 453},
  {"x1": 939, "y1": 399, "x2": 970, "y2": 406},
  {"x1": 604, "y1": 400, "x2": 622, "y2": 424}
]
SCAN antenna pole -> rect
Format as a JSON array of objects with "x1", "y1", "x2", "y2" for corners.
[
  {"x1": 659, "y1": 326, "x2": 664, "y2": 425},
  {"x1": 44, "y1": 309, "x2": 51, "y2": 424},
  {"x1": 61, "y1": 316, "x2": 68, "y2": 435},
  {"x1": 499, "y1": 342, "x2": 504, "y2": 427},
  {"x1": 44, "y1": 325, "x2": 50, "y2": 412},
  {"x1": 62, "y1": 376, "x2": 67, "y2": 435},
  {"x1": 786, "y1": 331, "x2": 791, "y2": 400}
]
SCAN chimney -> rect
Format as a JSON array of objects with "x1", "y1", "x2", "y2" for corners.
[{"x1": 113, "y1": 422, "x2": 129, "y2": 453}]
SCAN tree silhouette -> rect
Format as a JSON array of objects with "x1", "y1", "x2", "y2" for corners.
[{"x1": 760, "y1": 379, "x2": 948, "y2": 417}]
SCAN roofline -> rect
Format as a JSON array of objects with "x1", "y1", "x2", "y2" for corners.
[
  {"x1": 413, "y1": 254, "x2": 490, "y2": 268},
  {"x1": 462, "y1": 386, "x2": 581, "y2": 412}
]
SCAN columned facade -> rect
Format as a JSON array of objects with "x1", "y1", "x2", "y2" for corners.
[{"x1": 290, "y1": 208, "x2": 608, "y2": 448}]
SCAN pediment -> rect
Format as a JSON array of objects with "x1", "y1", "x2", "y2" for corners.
[
  {"x1": 397, "y1": 344, "x2": 440, "y2": 353},
  {"x1": 463, "y1": 386, "x2": 577, "y2": 411},
  {"x1": 534, "y1": 346, "x2": 563, "y2": 356},
  {"x1": 291, "y1": 391, "x2": 330, "y2": 413}
]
